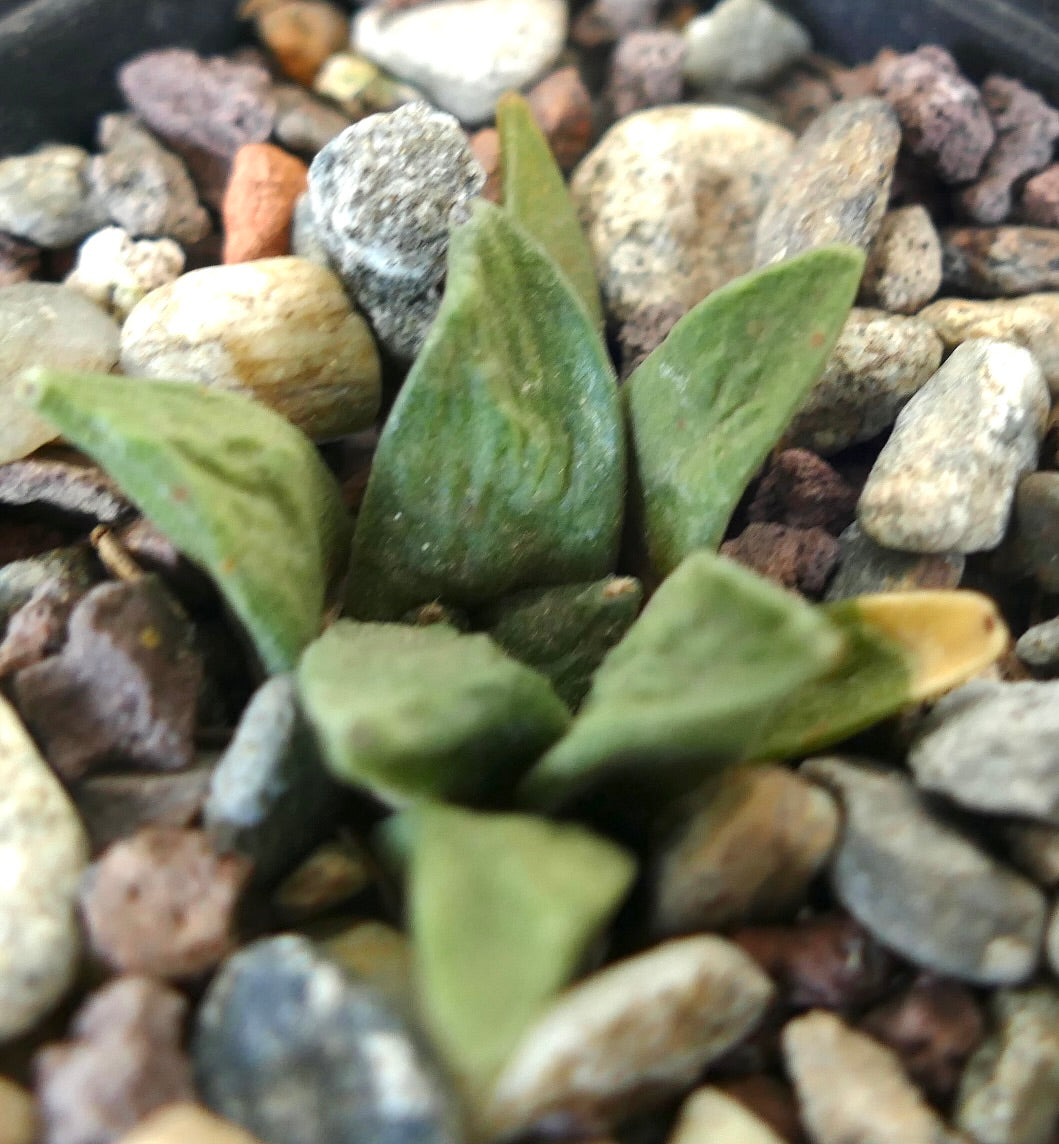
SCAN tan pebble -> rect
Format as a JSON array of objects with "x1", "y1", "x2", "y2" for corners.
[
  {"x1": 859, "y1": 205, "x2": 942, "y2": 315},
  {"x1": 668, "y1": 1087, "x2": 784, "y2": 1144},
  {"x1": 223, "y1": 143, "x2": 308, "y2": 264},
  {"x1": 253, "y1": 0, "x2": 349, "y2": 86},
  {"x1": 0, "y1": 1076, "x2": 36, "y2": 1144},
  {"x1": 469, "y1": 127, "x2": 501, "y2": 203},
  {"x1": 117, "y1": 1102, "x2": 264, "y2": 1143},
  {"x1": 315, "y1": 919, "x2": 415, "y2": 1016}
]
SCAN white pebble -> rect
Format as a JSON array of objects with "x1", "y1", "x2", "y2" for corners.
[{"x1": 65, "y1": 226, "x2": 185, "y2": 322}]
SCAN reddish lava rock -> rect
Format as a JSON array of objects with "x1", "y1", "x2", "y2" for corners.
[
  {"x1": 721, "y1": 523, "x2": 840, "y2": 597},
  {"x1": 748, "y1": 449, "x2": 858, "y2": 534},
  {"x1": 247, "y1": 0, "x2": 349, "y2": 88},
  {"x1": 469, "y1": 127, "x2": 502, "y2": 204},
  {"x1": 1021, "y1": 163, "x2": 1059, "y2": 227},
  {"x1": 617, "y1": 300, "x2": 685, "y2": 378},
  {"x1": 222, "y1": 142, "x2": 309, "y2": 263},
  {"x1": 527, "y1": 66, "x2": 595, "y2": 172},
  {"x1": 607, "y1": 30, "x2": 686, "y2": 121}
]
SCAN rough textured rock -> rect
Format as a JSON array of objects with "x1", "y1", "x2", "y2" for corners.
[
  {"x1": 859, "y1": 205, "x2": 943, "y2": 314},
  {"x1": 120, "y1": 257, "x2": 381, "y2": 439},
  {"x1": 857, "y1": 339, "x2": 1049, "y2": 553},
  {"x1": 876, "y1": 46, "x2": 995, "y2": 183},
  {"x1": 783, "y1": 1011, "x2": 963, "y2": 1144},
  {"x1": 353, "y1": 0, "x2": 566, "y2": 124},
  {"x1": 669, "y1": 1087, "x2": 785, "y2": 1144},
  {"x1": 803, "y1": 757, "x2": 1046, "y2": 985},
  {"x1": 0, "y1": 145, "x2": 108, "y2": 248},
  {"x1": 607, "y1": 30, "x2": 686, "y2": 121},
  {"x1": 1021, "y1": 163, "x2": 1059, "y2": 227},
  {"x1": 88, "y1": 114, "x2": 211, "y2": 245},
  {"x1": 0, "y1": 576, "x2": 83, "y2": 678},
  {"x1": 488, "y1": 936, "x2": 774, "y2": 1134},
  {"x1": 571, "y1": 105, "x2": 793, "y2": 326},
  {"x1": 747, "y1": 449, "x2": 857, "y2": 534},
  {"x1": 1015, "y1": 471, "x2": 1059, "y2": 591},
  {"x1": 65, "y1": 226, "x2": 185, "y2": 322},
  {"x1": 943, "y1": 226, "x2": 1059, "y2": 296},
  {"x1": 0, "y1": 695, "x2": 88, "y2": 1041},
  {"x1": 649, "y1": 764, "x2": 839, "y2": 936},
  {"x1": 222, "y1": 143, "x2": 308, "y2": 264},
  {"x1": 825, "y1": 522, "x2": 964, "y2": 601},
  {"x1": 754, "y1": 98, "x2": 900, "y2": 267},
  {"x1": 681, "y1": 0, "x2": 810, "y2": 91},
  {"x1": 13, "y1": 577, "x2": 203, "y2": 782},
  {"x1": 194, "y1": 935, "x2": 459, "y2": 1144},
  {"x1": 955, "y1": 987, "x2": 1059, "y2": 1144},
  {"x1": 307, "y1": 103, "x2": 485, "y2": 360},
  {"x1": 784, "y1": 308, "x2": 943, "y2": 456},
  {"x1": 721, "y1": 523, "x2": 839, "y2": 595},
  {"x1": 35, "y1": 977, "x2": 194, "y2": 1144}
]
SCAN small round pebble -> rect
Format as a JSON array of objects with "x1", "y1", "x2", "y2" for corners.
[
  {"x1": 0, "y1": 144, "x2": 108, "y2": 248},
  {"x1": 353, "y1": 0, "x2": 566, "y2": 124},
  {"x1": 65, "y1": 226, "x2": 185, "y2": 322},
  {"x1": 682, "y1": 0, "x2": 810, "y2": 91},
  {"x1": 859, "y1": 205, "x2": 943, "y2": 314}
]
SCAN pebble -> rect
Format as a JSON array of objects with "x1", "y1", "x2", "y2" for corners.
[
  {"x1": 307, "y1": 103, "x2": 484, "y2": 360},
  {"x1": 0, "y1": 145, "x2": 108, "y2": 248},
  {"x1": 273, "y1": 838, "x2": 372, "y2": 921},
  {"x1": 909, "y1": 679, "x2": 1059, "y2": 823},
  {"x1": 35, "y1": 976, "x2": 194, "y2": 1144},
  {"x1": 353, "y1": 0, "x2": 566, "y2": 124},
  {"x1": 117, "y1": 1103, "x2": 265, "y2": 1144},
  {"x1": 0, "y1": 1077, "x2": 35, "y2": 1144},
  {"x1": 859, "y1": 205, "x2": 943, "y2": 314},
  {"x1": 1016, "y1": 471, "x2": 1059, "y2": 591},
  {"x1": 921, "y1": 294, "x2": 1059, "y2": 396},
  {"x1": 572, "y1": 0, "x2": 658, "y2": 47},
  {"x1": 648, "y1": 763, "x2": 839, "y2": 936},
  {"x1": 754, "y1": 98, "x2": 900, "y2": 267},
  {"x1": 825, "y1": 522, "x2": 964, "y2": 601},
  {"x1": 859, "y1": 975, "x2": 985, "y2": 1104},
  {"x1": 720, "y1": 522, "x2": 839, "y2": 595},
  {"x1": 488, "y1": 936, "x2": 774, "y2": 1133},
  {"x1": 469, "y1": 128, "x2": 502, "y2": 204},
  {"x1": 955, "y1": 987, "x2": 1059, "y2": 1144},
  {"x1": 222, "y1": 142, "x2": 308, "y2": 264},
  {"x1": 527, "y1": 66, "x2": 594, "y2": 173},
  {"x1": 88, "y1": 114, "x2": 211, "y2": 245},
  {"x1": 943, "y1": 225, "x2": 1059, "y2": 296},
  {"x1": 668, "y1": 1087, "x2": 784, "y2": 1144},
  {"x1": 289, "y1": 191, "x2": 333, "y2": 267},
  {"x1": 616, "y1": 299, "x2": 686, "y2": 377},
  {"x1": 315, "y1": 920, "x2": 415, "y2": 1018},
  {"x1": 13, "y1": 577, "x2": 202, "y2": 782},
  {"x1": 0, "y1": 282, "x2": 121, "y2": 466},
  {"x1": 250, "y1": 0, "x2": 349, "y2": 87},
  {"x1": 1001, "y1": 821, "x2": 1059, "y2": 887},
  {"x1": 0, "y1": 448, "x2": 132, "y2": 523},
  {"x1": 64, "y1": 226, "x2": 185, "y2": 322},
  {"x1": 571, "y1": 105, "x2": 793, "y2": 326},
  {"x1": 79, "y1": 826, "x2": 251, "y2": 979},
  {"x1": 1021, "y1": 163, "x2": 1059, "y2": 226},
  {"x1": 119, "y1": 50, "x2": 277, "y2": 207},
  {"x1": 204, "y1": 674, "x2": 344, "y2": 887},
  {"x1": 607, "y1": 31, "x2": 685, "y2": 121},
  {"x1": 876, "y1": 45, "x2": 995, "y2": 183},
  {"x1": 312, "y1": 52, "x2": 421, "y2": 121},
  {"x1": 0, "y1": 547, "x2": 95, "y2": 625},
  {"x1": 712, "y1": 1076, "x2": 803, "y2": 1144},
  {"x1": 120, "y1": 256, "x2": 381, "y2": 438},
  {"x1": 782, "y1": 1010, "x2": 962, "y2": 1144},
  {"x1": 272, "y1": 84, "x2": 352, "y2": 159},
  {"x1": 958, "y1": 76, "x2": 1059, "y2": 225},
  {"x1": 0, "y1": 576, "x2": 82, "y2": 678},
  {"x1": 682, "y1": 0, "x2": 810, "y2": 91},
  {"x1": 1016, "y1": 615, "x2": 1059, "y2": 674},
  {"x1": 748, "y1": 449, "x2": 857, "y2": 534},
  {"x1": 857, "y1": 339, "x2": 1049, "y2": 553},
  {"x1": 0, "y1": 233, "x2": 40, "y2": 287},
  {"x1": 803, "y1": 757, "x2": 1046, "y2": 985},
  {"x1": 783, "y1": 308, "x2": 943, "y2": 456},
  {"x1": 0, "y1": 694, "x2": 88, "y2": 1042},
  {"x1": 194, "y1": 934, "x2": 458, "y2": 1144}
]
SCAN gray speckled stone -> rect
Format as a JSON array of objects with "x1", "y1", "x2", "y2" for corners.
[
  {"x1": 1014, "y1": 471, "x2": 1059, "y2": 592},
  {"x1": 803, "y1": 757, "x2": 1046, "y2": 985},
  {"x1": 1016, "y1": 616, "x2": 1059, "y2": 674},
  {"x1": 195, "y1": 935, "x2": 459, "y2": 1144},
  {"x1": 859, "y1": 206, "x2": 943, "y2": 315},
  {"x1": 857, "y1": 339, "x2": 1050, "y2": 554},
  {"x1": 681, "y1": 0, "x2": 810, "y2": 91},
  {"x1": 754, "y1": 98, "x2": 900, "y2": 267},
  {"x1": 0, "y1": 145, "x2": 108, "y2": 248},
  {"x1": 909, "y1": 680, "x2": 1059, "y2": 824},
  {"x1": 784, "y1": 307, "x2": 943, "y2": 456},
  {"x1": 825, "y1": 522, "x2": 964, "y2": 601},
  {"x1": 571, "y1": 105, "x2": 793, "y2": 327},
  {"x1": 0, "y1": 694, "x2": 89, "y2": 1042},
  {"x1": 308, "y1": 103, "x2": 485, "y2": 361}
]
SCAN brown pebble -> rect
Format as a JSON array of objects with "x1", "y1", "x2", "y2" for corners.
[
  {"x1": 765, "y1": 64, "x2": 839, "y2": 135},
  {"x1": 958, "y1": 75, "x2": 1059, "y2": 224},
  {"x1": 0, "y1": 578, "x2": 81, "y2": 677},
  {"x1": 876, "y1": 45, "x2": 995, "y2": 184},
  {"x1": 942, "y1": 225, "x2": 1059, "y2": 296},
  {"x1": 272, "y1": 83, "x2": 352, "y2": 159},
  {"x1": 0, "y1": 446, "x2": 133, "y2": 524},
  {"x1": 35, "y1": 977, "x2": 194, "y2": 1144},
  {"x1": 733, "y1": 913, "x2": 898, "y2": 1013},
  {"x1": 571, "y1": 0, "x2": 659, "y2": 48},
  {"x1": 0, "y1": 233, "x2": 40, "y2": 287},
  {"x1": 528, "y1": 67, "x2": 594, "y2": 172},
  {"x1": 721, "y1": 523, "x2": 840, "y2": 597},
  {"x1": 13, "y1": 577, "x2": 203, "y2": 782},
  {"x1": 748, "y1": 449, "x2": 858, "y2": 534},
  {"x1": 859, "y1": 974, "x2": 985, "y2": 1104},
  {"x1": 80, "y1": 827, "x2": 251, "y2": 979},
  {"x1": 1021, "y1": 163, "x2": 1059, "y2": 227},
  {"x1": 222, "y1": 142, "x2": 308, "y2": 263},
  {"x1": 714, "y1": 1075, "x2": 804, "y2": 1144},
  {"x1": 272, "y1": 836, "x2": 372, "y2": 922},
  {"x1": 469, "y1": 127, "x2": 502, "y2": 204},
  {"x1": 859, "y1": 205, "x2": 943, "y2": 314},
  {"x1": 617, "y1": 299, "x2": 685, "y2": 378},
  {"x1": 0, "y1": 1076, "x2": 36, "y2": 1144},
  {"x1": 607, "y1": 30, "x2": 686, "y2": 122},
  {"x1": 250, "y1": 0, "x2": 348, "y2": 87}
]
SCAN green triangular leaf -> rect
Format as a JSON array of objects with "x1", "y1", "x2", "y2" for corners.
[
  {"x1": 297, "y1": 620, "x2": 571, "y2": 805},
  {"x1": 518, "y1": 550, "x2": 841, "y2": 813},
  {"x1": 497, "y1": 91, "x2": 603, "y2": 328},
  {"x1": 410, "y1": 802, "x2": 635, "y2": 1104},
  {"x1": 17, "y1": 369, "x2": 350, "y2": 674},
  {"x1": 347, "y1": 200, "x2": 624, "y2": 620},
  {"x1": 627, "y1": 245, "x2": 865, "y2": 576}
]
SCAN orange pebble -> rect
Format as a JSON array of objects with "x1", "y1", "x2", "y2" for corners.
[
  {"x1": 255, "y1": 0, "x2": 349, "y2": 87},
  {"x1": 469, "y1": 127, "x2": 501, "y2": 204},
  {"x1": 222, "y1": 143, "x2": 309, "y2": 264},
  {"x1": 527, "y1": 66, "x2": 594, "y2": 172}
]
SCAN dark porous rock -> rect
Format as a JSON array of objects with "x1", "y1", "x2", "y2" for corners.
[
  {"x1": 943, "y1": 225, "x2": 1059, "y2": 296},
  {"x1": 80, "y1": 826, "x2": 250, "y2": 979},
  {"x1": 803, "y1": 758, "x2": 1047, "y2": 985},
  {"x1": 721, "y1": 523, "x2": 839, "y2": 596},
  {"x1": 859, "y1": 975, "x2": 985, "y2": 1104},
  {"x1": 35, "y1": 976, "x2": 194, "y2": 1144},
  {"x1": 1015, "y1": 471, "x2": 1059, "y2": 592},
  {"x1": 194, "y1": 935, "x2": 460, "y2": 1144},
  {"x1": 875, "y1": 46, "x2": 995, "y2": 184},
  {"x1": 754, "y1": 98, "x2": 900, "y2": 267},
  {"x1": 825, "y1": 522, "x2": 964, "y2": 601},
  {"x1": 1021, "y1": 163, "x2": 1059, "y2": 227},
  {"x1": 0, "y1": 447, "x2": 132, "y2": 524},
  {"x1": 958, "y1": 76, "x2": 1059, "y2": 225},
  {"x1": 13, "y1": 576, "x2": 203, "y2": 782},
  {"x1": 527, "y1": 67, "x2": 594, "y2": 173},
  {"x1": 748, "y1": 449, "x2": 857, "y2": 535},
  {"x1": 617, "y1": 299, "x2": 686, "y2": 378},
  {"x1": 0, "y1": 577, "x2": 83, "y2": 677},
  {"x1": 204, "y1": 674, "x2": 345, "y2": 887},
  {"x1": 72, "y1": 765, "x2": 214, "y2": 855},
  {"x1": 732, "y1": 913, "x2": 897, "y2": 1013},
  {"x1": 0, "y1": 231, "x2": 40, "y2": 286},
  {"x1": 607, "y1": 31, "x2": 686, "y2": 121},
  {"x1": 119, "y1": 50, "x2": 277, "y2": 208}
]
